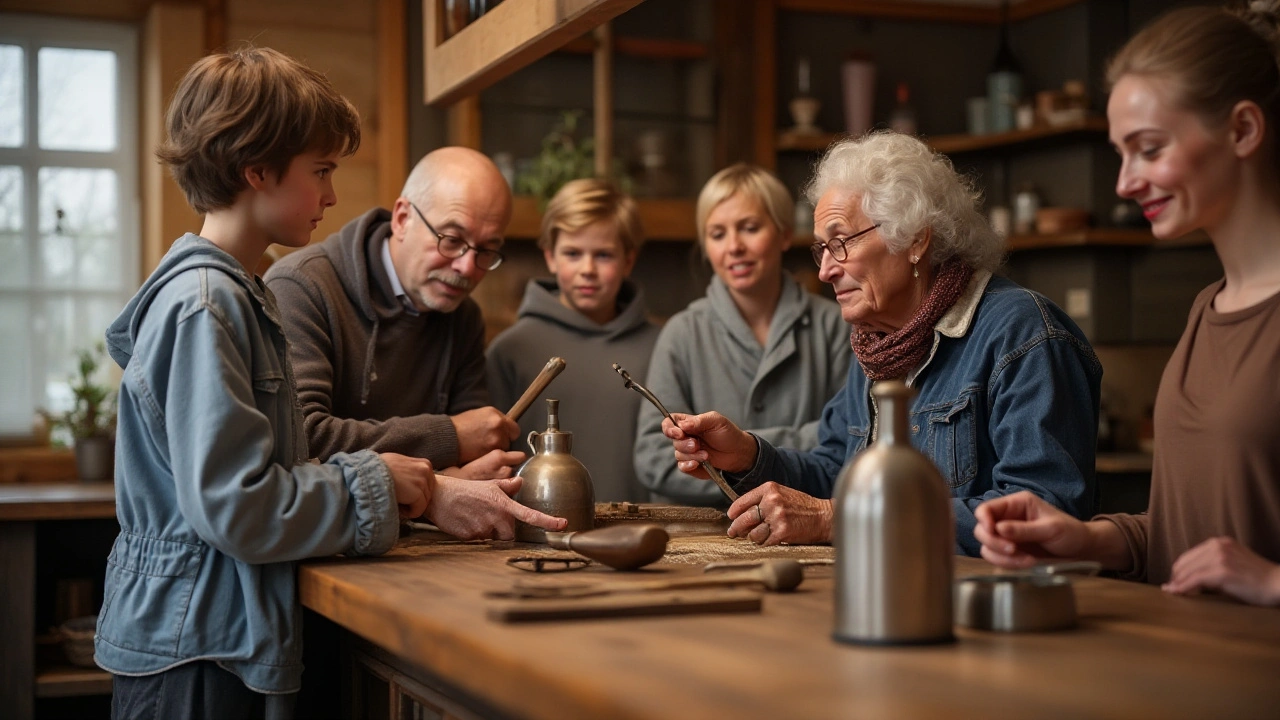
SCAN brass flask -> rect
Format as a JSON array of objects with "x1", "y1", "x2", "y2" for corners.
[{"x1": 513, "y1": 399, "x2": 595, "y2": 543}]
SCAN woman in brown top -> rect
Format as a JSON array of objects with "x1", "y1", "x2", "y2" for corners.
[{"x1": 974, "y1": 2, "x2": 1280, "y2": 606}]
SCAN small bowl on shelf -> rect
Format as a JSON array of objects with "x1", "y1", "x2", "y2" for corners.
[
  {"x1": 1035, "y1": 207, "x2": 1090, "y2": 235},
  {"x1": 58, "y1": 615, "x2": 97, "y2": 667}
]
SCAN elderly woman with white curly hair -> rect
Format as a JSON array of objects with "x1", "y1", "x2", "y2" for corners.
[{"x1": 659, "y1": 131, "x2": 1102, "y2": 554}]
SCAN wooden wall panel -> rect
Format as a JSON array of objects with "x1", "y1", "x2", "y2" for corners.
[{"x1": 141, "y1": 2, "x2": 205, "y2": 276}]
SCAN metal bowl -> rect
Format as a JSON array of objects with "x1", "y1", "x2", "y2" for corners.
[{"x1": 954, "y1": 574, "x2": 1077, "y2": 632}]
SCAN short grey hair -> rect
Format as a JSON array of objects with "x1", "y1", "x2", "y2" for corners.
[{"x1": 803, "y1": 132, "x2": 1003, "y2": 273}]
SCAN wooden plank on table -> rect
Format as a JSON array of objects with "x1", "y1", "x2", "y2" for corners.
[
  {"x1": 488, "y1": 589, "x2": 762, "y2": 622},
  {"x1": 423, "y1": 0, "x2": 644, "y2": 106}
]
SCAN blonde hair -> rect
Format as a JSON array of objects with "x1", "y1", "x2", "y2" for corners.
[
  {"x1": 695, "y1": 164, "x2": 794, "y2": 244},
  {"x1": 804, "y1": 131, "x2": 1003, "y2": 273},
  {"x1": 157, "y1": 47, "x2": 360, "y2": 214},
  {"x1": 1107, "y1": 2, "x2": 1280, "y2": 166},
  {"x1": 539, "y1": 178, "x2": 644, "y2": 254}
]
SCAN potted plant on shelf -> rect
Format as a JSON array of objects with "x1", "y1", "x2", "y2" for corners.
[
  {"x1": 515, "y1": 110, "x2": 630, "y2": 208},
  {"x1": 41, "y1": 343, "x2": 117, "y2": 482}
]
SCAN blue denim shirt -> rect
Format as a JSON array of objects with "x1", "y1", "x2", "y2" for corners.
[
  {"x1": 96, "y1": 234, "x2": 399, "y2": 694},
  {"x1": 734, "y1": 272, "x2": 1101, "y2": 556}
]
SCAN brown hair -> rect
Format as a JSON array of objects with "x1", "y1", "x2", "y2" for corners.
[
  {"x1": 539, "y1": 178, "x2": 644, "y2": 254},
  {"x1": 1107, "y1": 2, "x2": 1280, "y2": 164},
  {"x1": 157, "y1": 47, "x2": 361, "y2": 214},
  {"x1": 696, "y1": 163, "x2": 794, "y2": 246}
]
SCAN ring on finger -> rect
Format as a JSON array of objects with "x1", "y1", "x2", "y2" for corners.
[{"x1": 755, "y1": 504, "x2": 765, "y2": 524}]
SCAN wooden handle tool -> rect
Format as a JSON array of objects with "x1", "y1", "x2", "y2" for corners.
[
  {"x1": 545, "y1": 524, "x2": 670, "y2": 571},
  {"x1": 507, "y1": 357, "x2": 566, "y2": 421},
  {"x1": 487, "y1": 559, "x2": 804, "y2": 600},
  {"x1": 488, "y1": 589, "x2": 762, "y2": 623}
]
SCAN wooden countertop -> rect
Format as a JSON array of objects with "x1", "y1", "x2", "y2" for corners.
[
  {"x1": 0, "y1": 483, "x2": 116, "y2": 521},
  {"x1": 300, "y1": 530, "x2": 1280, "y2": 720}
]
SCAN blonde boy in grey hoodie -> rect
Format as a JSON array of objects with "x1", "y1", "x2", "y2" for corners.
[{"x1": 487, "y1": 179, "x2": 660, "y2": 502}]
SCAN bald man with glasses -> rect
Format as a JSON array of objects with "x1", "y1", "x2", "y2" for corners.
[{"x1": 266, "y1": 147, "x2": 524, "y2": 479}]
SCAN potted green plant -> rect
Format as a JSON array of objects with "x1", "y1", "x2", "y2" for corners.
[
  {"x1": 515, "y1": 110, "x2": 631, "y2": 208},
  {"x1": 41, "y1": 343, "x2": 117, "y2": 482}
]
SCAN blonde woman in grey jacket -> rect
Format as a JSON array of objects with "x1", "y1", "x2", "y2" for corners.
[{"x1": 634, "y1": 164, "x2": 851, "y2": 506}]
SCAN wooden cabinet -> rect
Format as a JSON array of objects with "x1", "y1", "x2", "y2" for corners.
[{"x1": 0, "y1": 484, "x2": 118, "y2": 720}]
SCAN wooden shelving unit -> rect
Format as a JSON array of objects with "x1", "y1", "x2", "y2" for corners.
[
  {"x1": 1006, "y1": 228, "x2": 1209, "y2": 251},
  {"x1": 776, "y1": 0, "x2": 1084, "y2": 24},
  {"x1": 777, "y1": 116, "x2": 1110, "y2": 156},
  {"x1": 507, "y1": 195, "x2": 696, "y2": 240},
  {"x1": 35, "y1": 665, "x2": 112, "y2": 699},
  {"x1": 423, "y1": 0, "x2": 644, "y2": 105},
  {"x1": 1096, "y1": 452, "x2": 1153, "y2": 474},
  {"x1": 559, "y1": 34, "x2": 708, "y2": 60}
]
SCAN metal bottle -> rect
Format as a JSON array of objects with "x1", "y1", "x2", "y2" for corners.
[
  {"x1": 513, "y1": 399, "x2": 594, "y2": 543},
  {"x1": 832, "y1": 380, "x2": 954, "y2": 645}
]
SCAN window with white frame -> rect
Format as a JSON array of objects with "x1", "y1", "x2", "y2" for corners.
[{"x1": 0, "y1": 15, "x2": 139, "y2": 438}]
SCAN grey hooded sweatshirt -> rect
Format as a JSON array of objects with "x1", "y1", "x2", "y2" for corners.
[
  {"x1": 487, "y1": 278, "x2": 660, "y2": 502},
  {"x1": 265, "y1": 208, "x2": 489, "y2": 467}
]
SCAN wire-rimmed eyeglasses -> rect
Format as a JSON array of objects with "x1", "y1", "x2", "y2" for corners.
[
  {"x1": 408, "y1": 201, "x2": 505, "y2": 271},
  {"x1": 810, "y1": 224, "x2": 880, "y2": 267}
]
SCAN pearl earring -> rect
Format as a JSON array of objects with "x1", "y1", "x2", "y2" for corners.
[{"x1": 911, "y1": 256, "x2": 919, "y2": 278}]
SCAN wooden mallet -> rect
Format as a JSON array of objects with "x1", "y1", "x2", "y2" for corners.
[{"x1": 507, "y1": 357, "x2": 567, "y2": 421}]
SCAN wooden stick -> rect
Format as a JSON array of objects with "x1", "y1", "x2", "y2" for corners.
[{"x1": 506, "y1": 357, "x2": 567, "y2": 421}]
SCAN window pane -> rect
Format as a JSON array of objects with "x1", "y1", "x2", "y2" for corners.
[
  {"x1": 0, "y1": 45, "x2": 22, "y2": 148},
  {"x1": 0, "y1": 296, "x2": 34, "y2": 434},
  {"x1": 38, "y1": 294, "x2": 120, "y2": 421},
  {"x1": 38, "y1": 167, "x2": 120, "y2": 287},
  {"x1": 38, "y1": 47, "x2": 116, "y2": 151},
  {"x1": 0, "y1": 166, "x2": 25, "y2": 287}
]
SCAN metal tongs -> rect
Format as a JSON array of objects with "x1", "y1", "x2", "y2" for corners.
[{"x1": 612, "y1": 363, "x2": 739, "y2": 502}]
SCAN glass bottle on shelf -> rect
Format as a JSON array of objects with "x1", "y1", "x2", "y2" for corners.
[
  {"x1": 789, "y1": 56, "x2": 822, "y2": 134},
  {"x1": 986, "y1": 1, "x2": 1022, "y2": 133},
  {"x1": 1014, "y1": 184, "x2": 1041, "y2": 235},
  {"x1": 888, "y1": 82, "x2": 917, "y2": 136}
]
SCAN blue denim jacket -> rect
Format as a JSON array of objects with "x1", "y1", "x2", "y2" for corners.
[
  {"x1": 96, "y1": 234, "x2": 398, "y2": 694},
  {"x1": 735, "y1": 272, "x2": 1101, "y2": 556}
]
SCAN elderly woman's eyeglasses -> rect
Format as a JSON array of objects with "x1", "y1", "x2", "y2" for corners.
[
  {"x1": 810, "y1": 225, "x2": 880, "y2": 267},
  {"x1": 408, "y1": 201, "x2": 505, "y2": 271}
]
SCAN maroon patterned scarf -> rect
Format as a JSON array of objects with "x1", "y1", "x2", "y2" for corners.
[{"x1": 851, "y1": 259, "x2": 974, "y2": 380}]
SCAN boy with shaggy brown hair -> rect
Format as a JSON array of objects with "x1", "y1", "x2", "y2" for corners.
[{"x1": 98, "y1": 48, "x2": 561, "y2": 719}]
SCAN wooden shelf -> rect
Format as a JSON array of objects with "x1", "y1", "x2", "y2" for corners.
[
  {"x1": 777, "y1": 0, "x2": 1084, "y2": 24},
  {"x1": 777, "y1": 116, "x2": 1109, "y2": 156},
  {"x1": 423, "y1": 0, "x2": 643, "y2": 105},
  {"x1": 507, "y1": 195, "x2": 696, "y2": 240},
  {"x1": 930, "y1": 116, "x2": 1109, "y2": 154},
  {"x1": 1006, "y1": 228, "x2": 1209, "y2": 251},
  {"x1": 559, "y1": 34, "x2": 709, "y2": 60},
  {"x1": 1096, "y1": 452, "x2": 1153, "y2": 474},
  {"x1": 35, "y1": 665, "x2": 113, "y2": 698},
  {"x1": 785, "y1": 229, "x2": 1209, "y2": 252}
]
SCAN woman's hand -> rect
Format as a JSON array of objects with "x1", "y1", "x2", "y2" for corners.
[
  {"x1": 663, "y1": 411, "x2": 758, "y2": 477},
  {"x1": 974, "y1": 491, "x2": 1093, "y2": 568},
  {"x1": 726, "y1": 482, "x2": 832, "y2": 546},
  {"x1": 1163, "y1": 537, "x2": 1280, "y2": 606}
]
